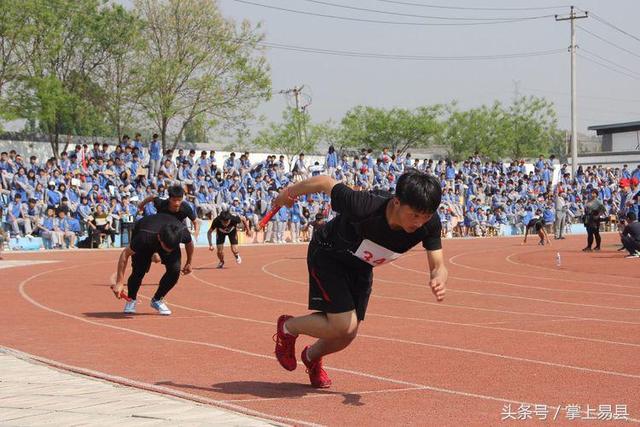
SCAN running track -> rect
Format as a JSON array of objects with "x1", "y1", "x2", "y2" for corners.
[{"x1": 1, "y1": 234, "x2": 638, "y2": 425}]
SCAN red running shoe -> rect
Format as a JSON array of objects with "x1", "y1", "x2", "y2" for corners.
[
  {"x1": 302, "y1": 346, "x2": 332, "y2": 388},
  {"x1": 274, "y1": 315, "x2": 297, "y2": 371}
]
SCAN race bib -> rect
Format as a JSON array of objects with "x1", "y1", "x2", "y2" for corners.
[{"x1": 352, "y1": 239, "x2": 402, "y2": 267}]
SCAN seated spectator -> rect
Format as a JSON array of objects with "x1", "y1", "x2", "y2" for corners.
[
  {"x1": 34, "y1": 207, "x2": 64, "y2": 249},
  {"x1": 55, "y1": 208, "x2": 77, "y2": 249},
  {"x1": 87, "y1": 204, "x2": 116, "y2": 247},
  {"x1": 6, "y1": 193, "x2": 32, "y2": 237}
]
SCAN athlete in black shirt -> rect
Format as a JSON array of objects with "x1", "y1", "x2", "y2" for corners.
[
  {"x1": 273, "y1": 170, "x2": 447, "y2": 388},
  {"x1": 112, "y1": 213, "x2": 194, "y2": 315},
  {"x1": 138, "y1": 185, "x2": 200, "y2": 264},
  {"x1": 139, "y1": 185, "x2": 200, "y2": 240},
  {"x1": 523, "y1": 210, "x2": 550, "y2": 246},
  {"x1": 207, "y1": 210, "x2": 252, "y2": 268}
]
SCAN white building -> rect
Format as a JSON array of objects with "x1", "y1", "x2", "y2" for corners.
[{"x1": 576, "y1": 121, "x2": 640, "y2": 168}]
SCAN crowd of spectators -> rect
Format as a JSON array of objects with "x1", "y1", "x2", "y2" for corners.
[{"x1": 1, "y1": 132, "x2": 639, "y2": 251}]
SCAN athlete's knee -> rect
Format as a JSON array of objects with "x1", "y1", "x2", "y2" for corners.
[{"x1": 327, "y1": 313, "x2": 359, "y2": 339}]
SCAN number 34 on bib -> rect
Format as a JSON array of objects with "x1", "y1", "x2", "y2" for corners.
[{"x1": 353, "y1": 239, "x2": 402, "y2": 267}]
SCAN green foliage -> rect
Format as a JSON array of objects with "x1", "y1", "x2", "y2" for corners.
[
  {"x1": 339, "y1": 105, "x2": 445, "y2": 155},
  {"x1": 441, "y1": 96, "x2": 562, "y2": 161},
  {"x1": 135, "y1": 0, "x2": 271, "y2": 150},
  {"x1": 253, "y1": 107, "x2": 319, "y2": 167}
]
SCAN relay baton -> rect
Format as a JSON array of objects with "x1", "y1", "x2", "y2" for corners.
[{"x1": 259, "y1": 204, "x2": 280, "y2": 229}]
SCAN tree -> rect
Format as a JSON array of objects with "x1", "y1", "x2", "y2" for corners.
[
  {"x1": 442, "y1": 97, "x2": 562, "y2": 161},
  {"x1": 9, "y1": 0, "x2": 116, "y2": 157},
  {"x1": 505, "y1": 95, "x2": 563, "y2": 160},
  {"x1": 135, "y1": 0, "x2": 271, "y2": 151},
  {"x1": 339, "y1": 105, "x2": 445, "y2": 156},
  {"x1": 442, "y1": 102, "x2": 509, "y2": 160},
  {"x1": 253, "y1": 107, "x2": 320, "y2": 168},
  {"x1": 95, "y1": 4, "x2": 146, "y2": 141},
  {"x1": 0, "y1": 0, "x2": 31, "y2": 116}
]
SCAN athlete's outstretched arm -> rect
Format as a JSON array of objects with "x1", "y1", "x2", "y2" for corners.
[
  {"x1": 137, "y1": 195, "x2": 155, "y2": 213},
  {"x1": 273, "y1": 175, "x2": 338, "y2": 208},
  {"x1": 426, "y1": 249, "x2": 447, "y2": 302},
  {"x1": 182, "y1": 241, "x2": 194, "y2": 275},
  {"x1": 207, "y1": 225, "x2": 215, "y2": 250},
  {"x1": 241, "y1": 217, "x2": 252, "y2": 237},
  {"x1": 114, "y1": 246, "x2": 135, "y2": 297}
]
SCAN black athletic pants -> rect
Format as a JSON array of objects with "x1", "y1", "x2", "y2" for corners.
[{"x1": 127, "y1": 249, "x2": 181, "y2": 301}]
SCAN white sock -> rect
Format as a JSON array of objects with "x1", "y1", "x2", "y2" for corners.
[{"x1": 283, "y1": 322, "x2": 297, "y2": 337}]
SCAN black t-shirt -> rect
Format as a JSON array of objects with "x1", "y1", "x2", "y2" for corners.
[
  {"x1": 313, "y1": 183, "x2": 442, "y2": 269},
  {"x1": 527, "y1": 217, "x2": 544, "y2": 229},
  {"x1": 210, "y1": 215, "x2": 241, "y2": 235},
  {"x1": 130, "y1": 213, "x2": 192, "y2": 256},
  {"x1": 153, "y1": 197, "x2": 196, "y2": 222},
  {"x1": 623, "y1": 221, "x2": 640, "y2": 242}
]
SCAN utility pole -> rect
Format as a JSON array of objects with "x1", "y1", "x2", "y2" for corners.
[
  {"x1": 278, "y1": 85, "x2": 309, "y2": 167},
  {"x1": 512, "y1": 80, "x2": 521, "y2": 103},
  {"x1": 556, "y1": 6, "x2": 588, "y2": 179}
]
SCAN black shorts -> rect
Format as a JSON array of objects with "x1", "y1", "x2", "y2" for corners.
[
  {"x1": 307, "y1": 242, "x2": 373, "y2": 321},
  {"x1": 216, "y1": 230, "x2": 238, "y2": 245},
  {"x1": 132, "y1": 248, "x2": 181, "y2": 272}
]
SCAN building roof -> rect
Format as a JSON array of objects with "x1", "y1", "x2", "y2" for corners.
[{"x1": 588, "y1": 121, "x2": 640, "y2": 135}]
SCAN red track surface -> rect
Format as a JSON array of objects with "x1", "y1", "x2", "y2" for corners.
[{"x1": 1, "y1": 234, "x2": 639, "y2": 426}]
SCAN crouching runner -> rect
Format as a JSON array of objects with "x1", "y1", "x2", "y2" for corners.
[
  {"x1": 273, "y1": 170, "x2": 447, "y2": 388},
  {"x1": 112, "y1": 213, "x2": 194, "y2": 315}
]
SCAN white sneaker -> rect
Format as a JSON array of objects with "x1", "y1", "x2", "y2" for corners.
[
  {"x1": 217, "y1": 261, "x2": 225, "y2": 269},
  {"x1": 235, "y1": 254, "x2": 242, "y2": 264},
  {"x1": 123, "y1": 299, "x2": 137, "y2": 314},
  {"x1": 150, "y1": 298, "x2": 171, "y2": 315}
]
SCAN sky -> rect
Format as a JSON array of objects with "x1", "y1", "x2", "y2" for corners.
[{"x1": 209, "y1": 0, "x2": 640, "y2": 135}]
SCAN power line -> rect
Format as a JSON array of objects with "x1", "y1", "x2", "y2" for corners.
[
  {"x1": 260, "y1": 41, "x2": 565, "y2": 61},
  {"x1": 588, "y1": 12, "x2": 640, "y2": 45},
  {"x1": 522, "y1": 87, "x2": 640, "y2": 103},
  {"x1": 230, "y1": 0, "x2": 552, "y2": 26},
  {"x1": 371, "y1": 0, "x2": 568, "y2": 12},
  {"x1": 579, "y1": 47, "x2": 640, "y2": 77},
  {"x1": 577, "y1": 25, "x2": 640, "y2": 61},
  {"x1": 298, "y1": 0, "x2": 555, "y2": 21},
  {"x1": 578, "y1": 53, "x2": 640, "y2": 81}
]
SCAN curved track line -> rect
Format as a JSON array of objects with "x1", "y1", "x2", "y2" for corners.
[
  {"x1": 256, "y1": 260, "x2": 640, "y2": 347},
  {"x1": 21, "y1": 267, "x2": 631, "y2": 420},
  {"x1": 381, "y1": 263, "x2": 640, "y2": 300},
  {"x1": 391, "y1": 259, "x2": 640, "y2": 312},
  {"x1": 505, "y1": 251, "x2": 640, "y2": 283},
  {"x1": 262, "y1": 258, "x2": 640, "y2": 326},
  {"x1": 449, "y1": 250, "x2": 640, "y2": 290},
  {"x1": 15, "y1": 263, "x2": 316, "y2": 427}
]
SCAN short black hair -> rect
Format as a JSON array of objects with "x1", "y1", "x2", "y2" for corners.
[
  {"x1": 627, "y1": 212, "x2": 637, "y2": 222},
  {"x1": 158, "y1": 223, "x2": 183, "y2": 251},
  {"x1": 219, "y1": 210, "x2": 231, "y2": 222},
  {"x1": 394, "y1": 170, "x2": 441, "y2": 214},
  {"x1": 168, "y1": 185, "x2": 184, "y2": 198}
]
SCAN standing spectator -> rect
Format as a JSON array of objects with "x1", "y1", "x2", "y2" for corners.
[
  {"x1": 148, "y1": 134, "x2": 162, "y2": 177},
  {"x1": 583, "y1": 189, "x2": 605, "y2": 252},
  {"x1": 554, "y1": 191, "x2": 567, "y2": 239},
  {"x1": 325, "y1": 146, "x2": 337, "y2": 175}
]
